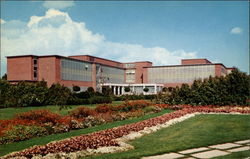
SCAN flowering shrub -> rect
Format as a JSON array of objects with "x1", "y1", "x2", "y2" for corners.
[
  {"x1": 69, "y1": 107, "x2": 97, "y2": 118},
  {"x1": 95, "y1": 104, "x2": 113, "y2": 113},
  {"x1": 0, "y1": 100, "x2": 156, "y2": 144},
  {"x1": 124, "y1": 100, "x2": 151, "y2": 109},
  {"x1": 7, "y1": 106, "x2": 250, "y2": 158},
  {"x1": 15, "y1": 110, "x2": 60, "y2": 125},
  {"x1": 0, "y1": 125, "x2": 47, "y2": 144}
]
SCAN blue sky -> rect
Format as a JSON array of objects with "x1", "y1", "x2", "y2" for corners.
[{"x1": 1, "y1": 1, "x2": 249, "y2": 75}]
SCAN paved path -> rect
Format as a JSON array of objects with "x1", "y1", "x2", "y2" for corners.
[{"x1": 142, "y1": 139, "x2": 250, "y2": 159}]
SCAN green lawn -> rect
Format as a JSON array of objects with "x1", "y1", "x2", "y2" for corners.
[
  {"x1": 85, "y1": 114, "x2": 250, "y2": 159},
  {"x1": 0, "y1": 109, "x2": 172, "y2": 157},
  {"x1": 0, "y1": 101, "x2": 123, "y2": 120}
]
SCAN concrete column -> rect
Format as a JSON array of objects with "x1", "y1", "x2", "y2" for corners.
[
  {"x1": 143, "y1": 85, "x2": 145, "y2": 95},
  {"x1": 132, "y1": 86, "x2": 135, "y2": 94},
  {"x1": 117, "y1": 86, "x2": 120, "y2": 96},
  {"x1": 154, "y1": 84, "x2": 157, "y2": 94},
  {"x1": 114, "y1": 86, "x2": 117, "y2": 95},
  {"x1": 121, "y1": 86, "x2": 124, "y2": 95}
]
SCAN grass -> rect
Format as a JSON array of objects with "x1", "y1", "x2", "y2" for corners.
[
  {"x1": 0, "y1": 101, "x2": 123, "y2": 120},
  {"x1": 85, "y1": 114, "x2": 250, "y2": 159},
  {"x1": 213, "y1": 150, "x2": 250, "y2": 159},
  {"x1": 0, "y1": 109, "x2": 173, "y2": 157}
]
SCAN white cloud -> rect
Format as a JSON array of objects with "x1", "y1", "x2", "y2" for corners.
[
  {"x1": 0, "y1": 9, "x2": 197, "y2": 75},
  {"x1": 43, "y1": 1, "x2": 75, "y2": 9},
  {"x1": 0, "y1": 19, "x2": 6, "y2": 24},
  {"x1": 230, "y1": 27, "x2": 243, "y2": 34}
]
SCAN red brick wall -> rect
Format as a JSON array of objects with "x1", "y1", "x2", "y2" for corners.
[
  {"x1": 38, "y1": 57, "x2": 58, "y2": 86},
  {"x1": 134, "y1": 62, "x2": 152, "y2": 83},
  {"x1": 142, "y1": 67, "x2": 148, "y2": 83},
  {"x1": 68, "y1": 55, "x2": 88, "y2": 61},
  {"x1": 91, "y1": 63, "x2": 96, "y2": 90},
  {"x1": 163, "y1": 83, "x2": 192, "y2": 88},
  {"x1": 69, "y1": 55, "x2": 123, "y2": 68},
  {"x1": 7, "y1": 57, "x2": 33, "y2": 81},
  {"x1": 182, "y1": 59, "x2": 211, "y2": 65},
  {"x1": 215, "y1": 64, "x2": 222, "y2": 76},
  {"x1": 59, "y1": 80, "x2": 93, "y2": 88}
]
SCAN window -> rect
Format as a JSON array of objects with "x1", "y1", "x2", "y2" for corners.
[
  {"x1": 61, "y1": 58, "x2": 92, "y2": 81},
  {"x1": 96, "y1": 65, "x2": 124, "y2": 84},
  {"x1": 125, "y1": 63, "x2": 135, "y2": 68},
  {"x1": 33, "y1": 57, "x2": 38, "y2": 80},
  {"x1": 34, "y1": 72, "x2": 37, "y2": 79},
  {"x1": 126, "y1": 69, "x2": 135, "y2": 83},
  {"x1": 34, "y1": 59, "x2": 37, "y2": 65}
]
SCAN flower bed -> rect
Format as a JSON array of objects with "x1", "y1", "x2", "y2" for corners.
[
  {"x1": 3, "y1": 105, "x2": 250, "y2": 159},
  {"x1": 0, "y1": 100, "x2": 159, "y2": 144}
]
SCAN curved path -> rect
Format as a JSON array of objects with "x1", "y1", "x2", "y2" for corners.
[{"x1": 142, "y1": 139, "x2": 250, "y2": 159}]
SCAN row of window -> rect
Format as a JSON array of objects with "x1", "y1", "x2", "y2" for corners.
[
  {"x1": 96, "y1": 65, "x2": 124, "y2": 84},
  {"x1": 148, "y1": 65, "x2": 215, "y2": 83},
  {"x1": 33, "y1": 58, "x2": 38, "y2": 80},
  {"x1": 125, "y1": 69, "x2": 135, "y2": 83},
  {"x1": 61, "y1": 58, "x2": 92, "y2": 81}
]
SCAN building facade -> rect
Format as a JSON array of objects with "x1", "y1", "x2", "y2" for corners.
[{"x1": 7, "y1": 55, "x2": 233, "y2": 95}]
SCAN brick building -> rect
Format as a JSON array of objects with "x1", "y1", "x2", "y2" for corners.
[{"x1": 7, "y1": 55, "x2": 234, "y2": 95}]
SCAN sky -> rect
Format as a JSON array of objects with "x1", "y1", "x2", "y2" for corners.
[{"x1": 0, "y1": 1, "x2": 249, "y2": 76}]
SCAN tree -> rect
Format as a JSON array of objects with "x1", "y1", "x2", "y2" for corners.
[
  {"x1": 124, "y1": 86, "x2": 131, "y2": 105},
  {"x1": 73, "y1": 85, "x2": 81, "y2": 92},
  {"x1": 124, "y1": 86, "x2": 130, "y2": 92},
  {"x1": 46, "y1": 83, "x2": 72, "y2": 107},
  {"x1": 162, "y1": 87, "x2": 168, "y2": 92},
  {"x1": 102, "y1": 86, "x2": 112, "y2": 96},
  {"x1": 1, "y1": 74, "x2": 7, "y2": 80},
  {"x1": 143, "y1": 87, "x2": 149, "y2": 93},
  {"x1": 87, "y1": 87, "x2": 95, "y2": 93}
]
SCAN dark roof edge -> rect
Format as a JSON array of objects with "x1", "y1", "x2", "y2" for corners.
[
  {"x1": 144, "y1": 63, "x2": 228, "y2": 68},
  {"x1": 69, "y1": 55, "x2": 123, "y2": 64}
]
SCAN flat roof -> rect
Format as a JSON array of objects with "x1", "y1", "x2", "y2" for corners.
[
  {"x1": 123, "y1": 61, "x2": 152, "y2": 64},
  {"x1": 7, "y1": 54, "x2": 125, "y2": 69},
  {"x1": 144, "y1": 63, "x2": 227, "y2": 69},
  {"x1": 69, "y1": 55, "x2": 123, "y2": 64}
]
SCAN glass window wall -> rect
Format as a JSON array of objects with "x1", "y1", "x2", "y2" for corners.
[
  {"x1": 148, "y1": 65, "x2": 215, "y2": 83},
  {"x1": 61, "y1": 58, "x2": 92, "y2": 81}
]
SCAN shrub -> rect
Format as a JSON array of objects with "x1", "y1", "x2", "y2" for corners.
[
  {"x1": 45, "y1": 83, "x2": 72, "y2": 106},
  {"x1": 0, "y1": 125, "x2": 48, "y2": 144},
  {"x1": 73, "y1": 85, "x2": 81, "y2": 92},
  {"x1": 95, "y1": 104, "x2": 113, "y2": 113},
  {"x1": 0, "y1": 79, "x2": 10, "y2": 106},
  {"x1": 69, "y1": 107, "x2": 96, "y2": 118},
  {"x1": 124, "y1": 86, "x2": 130, "y2": 92},
  {"x1": 89, "y1": 96, "x2": 112, "y2": 104},
  {"x1": 143, "y1": 106, "x2": 161, "y2": 114},
  {"x1": 87, "y1": 87, "x2": 95, "y2": 93},
  {"x1": 82, "y1": 116, "x2": 105, "y2": 128},
  {"x1": 67, "y1": 97, "x2": 90, "y2": 105},
  {"x1": 15, "y1": 110, "x2": 60, "y2": 125},
  {"x1": 143, "y1": 87, "x2": 149, "y2": 93},
  {"x1": 164, "y1": 69, "x2": 250, "y2": 106}
]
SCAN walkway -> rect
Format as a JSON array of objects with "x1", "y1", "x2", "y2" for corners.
[{"x1": 142, "y1": 139, "x2": 250, "y2": 159}]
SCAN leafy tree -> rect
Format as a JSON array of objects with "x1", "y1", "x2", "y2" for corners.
[
  {"x1": 102, "y1": 86, "x2": 112, "y2": 96},
  {"x1": 162, "y1": 87, "x2": 168, "y2": 92},
  {"x1": 124, "y1": 86, "x2": 130, "y2": 92},
  {"x1": 0, "y1": 79, "x2": 10, "y2": 106},
  {"x1": 1, "y1": 74, "x2": 7, "y2": 80},
  {"x1": 46, "y1": 83, "x2": 72, "y2": 106},
  {"x1": 73, "y1": 85, "x2": 81, "y2": 92},
  {"x1": 164, "y1": 69, "x2": 250, "y2": 106},
  {"x1": 143, "y1": 87, "x2": 149, "y2": 93}
]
